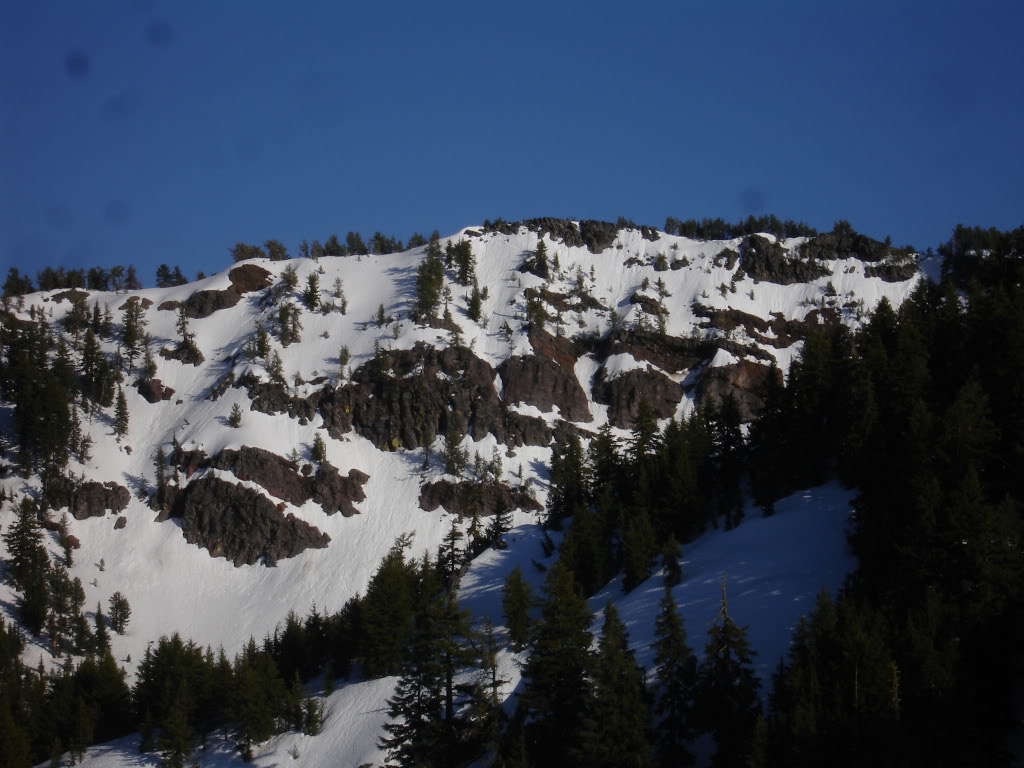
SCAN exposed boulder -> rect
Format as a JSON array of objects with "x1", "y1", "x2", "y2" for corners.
[
  {"x1": 136, "y1": 378, "x2": 175, "y2": 403},
  {"x1": 114, "y1": 516, "x2": 127, "y2": 530},
  {"x1": 696, "y1": 360, "x2": 782, "y2": 422},
  {"x1": 593, "y1": 367, "x2": 682, "y2": 429},
  {"x1": 527, "y1": 328, "x2": 579, "y2": 370},
  {"x1": 158, "y1": 300, "x2": 181, "y2": 312},
  {"x1": 418, "y1": 479, "x2": 541, "y2": 518},
  {"x1": 173, "y1": 476, "x2": 330, "y2": 566}
]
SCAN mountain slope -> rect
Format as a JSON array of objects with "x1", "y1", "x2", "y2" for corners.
[{"x1": 0, "y1": 219, "x2": 922, "y2": 765}]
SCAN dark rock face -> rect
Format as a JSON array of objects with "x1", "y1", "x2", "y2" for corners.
[
  {"x1": 318, "y1": 343, "x2": 504, "y2": 449},
  {"x1": 114, "y1": 516, "x2": 127, "y2": 530},
  {"x1": 181, "y1": 289, "x2": 241, "y2": 319},
  {"x1": 629, "y1": 293, "x2": 668, "y2": 316},
  {"x1": 503, "y1": 412, "x2": 553, "y2": 447},
  {"x1": 117, "y1": 296, "x2": 153, "y2": 311},
  {"x1": 593, "y1": 367, "x2": 682, "y2": 429},
  {"x1": 173, "y1": 476, "x2": 330, "y2": 566},
  {"x1": 136, "y1": 378, "x2": 175, "y2": 403},
  {"x1": 159, "y1": 343, "x2": 205, "y2": 366},
  {"x1": 418, "y1": 479, "x2": 542, "y2": 518},
  {"x1": 173, "y1": 445, "x2": 369, "y2": 517},
  {"x1": 158, "y1": 300, "x2": 180, "y2": 312},
  {"x1": 238, "y1": 376, "x2": 318, "y2": 420},
  {"x1": 498, "y1": 355, "x2": 591, "y2": 423},
  {"x1": 740, "y1": 235, "x2": 832, "y2": 285},
  {"x1": 601, "y1": 331, "x2": 713, "y2": 374},
  {"x1": 48, "y1": 478, "x2": 131, "y2": 520},
  {"x1": 228, "y1": 264, "x2": 273, "y2": 293},
  {"x1": 691, "y1": 305, "x2": 840, "y2": 350},
  {"x1": 696, "y1": 360, "x2": 781, "y2": 422},
  {"x1": 49, "y1": 289, "x2": 90, "y2": 304}
]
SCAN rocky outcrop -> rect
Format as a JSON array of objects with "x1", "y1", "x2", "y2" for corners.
[
  {"x1": 498, "y1": 354, "x2": 591, "y2": 422},
  {"x1": 172, "y1": 445, "x2": 369, "y2": 516},
  {"x1": 593, "y1": 367, "x2": 682, "y2": 429},
  {"x1": 599, "y1": 331, "x2": 714, "y2": 374},
  {"x1": 159, "y1": 344, "x2": 205, "y2": 366},
  {"x1": 236, "y1": 375, "x2": 318, "y2": 420},
  {"x1": 49, "y1": 289, "x2": 90, "y2": 304},
  {"x1": 318, "y1": 343, "x2": 504, "y2": 449},
  {"x1": 691, "y1": 305, "x2": 840, "y2": 350},
  {"x1": 629, "y1": 293, "x2": 668, "y2": 316},
  {"x1": 173, "y1": 476, "x2": 330, "y2": 566},
  {"x1": 181, "y1": 289, "x2": 241, "y2": 319},
  {"x1": 696, "y1": 360, "x2": 781, "y2": 422},
  {"x1": 740, "y1": 235, "x2": 832, "y2": 285},
  {"x1": 503, "y1": 411, "x2": 553, "y2": 447},
  {"x1": 117, "y1": 295, "x2": 153, "y2": 311},
  {"x1": 156, "y1": 265, "x2": 269, "y2": 321},
  {"x1": 48, "y1": 478, "x2": 131, "y2": 520},
  {"x1": 136, "y1": 378, "x2": 175, "y2": 403},
  {"x1": 228, "y1": 264, "x2": 273, "y2": 293},
  {"x1": 418, "y1": 479, "x2": 542, "y2": 518}
]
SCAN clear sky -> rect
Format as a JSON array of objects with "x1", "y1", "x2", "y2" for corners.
[{"x1": 2, "y1": 0, "x2": 1021, "y2": 285}]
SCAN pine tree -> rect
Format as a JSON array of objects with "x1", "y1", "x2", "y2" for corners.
[
  {"x1": 113, "y1": 386, "x2": 129, "y2": 439},
  {"x1": 653, "y1": 589, "x2": 698, "y2": 767},
  {"x1": 575, "y1": 602, "x2": 650, "y2": 767},
  {"x1": 695, "y1": 582, "x2": 761, "y2": 768},
  {"x1": 303, "y1": 272, "x2": 320, "y2": 310},
  {"x1": 502, "y1": 567, "x2": 533, "y2": 651},
  {"x1": 228, "y1": 402, "x2": 243, "y2": 428},
  {"x1": 311, "y1": 432, "x2": 327, "y2": 462},
  {"x1": 108, "y1": 591, "x2": 131, "y2": 634},
  {"x1": 521, "y1": 561, "x2": 593, "y2": 766}
]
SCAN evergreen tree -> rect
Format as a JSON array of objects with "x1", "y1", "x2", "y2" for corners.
[
  {"x1": 575, "y1": 602, "x2": 650, "y2": 767},
  {"x1": 228, "y1": 402, "x2": 243, "y2": 428},
  {"x1": 502, "y1": 567, "x2": 533, "y2": 651},
  {"x1": 414, "y1": 233, "x2": 446, "y2": 321},
  {"x1": 113, "y1": 386, "x2": 129, "y2": 439},
  {"x1": 521, "y1": 561, "x2": 593, "y2": 766},
  {"x1": 303, "y1": 272, "x2": 320, "y2": 310},
  {"x1": 311, "y1": 432, "x2": 327, "y2": 462},
  {"x1": 695, "y1": 583, "x2": 761, "y2": 768},
  {"x1": 108, "y1": 591, "x2": 131, "y2": 634},
  {"x1": 652, "y1": 589, "x2": 698, "y2": 767}
]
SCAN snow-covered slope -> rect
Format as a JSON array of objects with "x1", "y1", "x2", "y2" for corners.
[{"x1": 0, "y1": 220, "x2": 919, "y2": 766}]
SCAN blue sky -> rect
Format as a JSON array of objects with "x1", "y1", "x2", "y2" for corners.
[{"x1": 2, "y1": 0, "x2": 1021, "y2": 285}]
